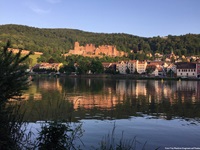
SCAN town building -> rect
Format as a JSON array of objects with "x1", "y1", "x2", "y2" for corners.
[
  {"x1": 176, "y1": 62, "x2": 196, "y2": 77},
  {"x1": 165, "y1": 50, "x2": 177, "y2": 62},
  {"x1": 146, "y1": 63, "x2": 165, "y2": 76},
  {"x1": 116, "y1": 61, "x2": 129, "y2": 74},
  {"x1": 116, "y1": 60, "x2": 137, "y2": 74},
  {"x1": 116, "y1": 60, "x2": 146, "y2": 74},
  {"x1": 154, "y1": 53, "x2": 163, "y2": 61},
  {"x1": 32, "y1": 63, "x2": 63, "y2": 71},
  {"x1": 136, "y1": 60, "x2": 147, "y2": 74},
  {"x1": 128, "y1": 60, "x2": 137, "y2": 73},
  {"x1": 167, "y1": 63, "x2": 177, "y2": 74},
  {"x1": 102, "y1": 62, "x2": 116, "y2": 73},
  {"x1": 196, "y1": 63, "x2": 200, "y2": 78},
  {"x1": 146, "y1": 64, "x2": 157, "y2": 76}
]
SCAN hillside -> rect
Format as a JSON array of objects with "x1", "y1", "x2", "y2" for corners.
[{"x1": 0, "y1": 24, "x2": 200, "y2": 56}]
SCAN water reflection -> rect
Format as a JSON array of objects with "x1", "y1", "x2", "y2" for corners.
[
  {"x1": 22, "y1": 77, "x2": 200, "y2": 121},
  {"x1": 19, "y1": 77, "x2": 200, "y2": 149}
]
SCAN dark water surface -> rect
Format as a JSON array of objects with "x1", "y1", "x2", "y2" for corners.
[{"x1": 21, "y1": 77, "x2": 200, "y2": 149}]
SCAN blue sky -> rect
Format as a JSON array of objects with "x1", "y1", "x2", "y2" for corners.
[{"x1": 0, "y1": 0, "x2": 200, "y2": 37}]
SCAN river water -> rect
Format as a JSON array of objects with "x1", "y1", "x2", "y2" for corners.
[{"x1": 20, "y1": 77, "x2": 200, "y2": 149}]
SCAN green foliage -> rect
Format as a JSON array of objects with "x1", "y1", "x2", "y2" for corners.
[
  {"x1": 1, "y1": 24, "x2": 200, "y2": 57},
  {"x1": 145, "y1": 67, "x2": 155, "y2": 75},
  {"x1": 0, "y1": 104, "x2": 24, "y2": 150},
  {"x1": 63, "y1": 55, "x2": 104, "y2": 74},
  {"x1": 98, "y1": 124, "x2": 140, "y2": 150},
  {"x1": 90, "y1": 60, "x2": 104, "y2": 74},
  {"x1": 0, "y1": 41, "x2": 32, "y2": 149},
  {"x1": 28, "y1": 54, "x2": 41, "y2": 66},
  {"x1": 0, "y1": 41, "x2": 30, "y2": 102},
  {"x1": 59, "y1": 65, "x2": 76, "y2": 74},
  {"x1": 37, "y1": 122, "x2": 84, "y2": 150}
]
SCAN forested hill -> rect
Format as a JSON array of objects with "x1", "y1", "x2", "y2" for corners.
[{"x1": 0, "y1": 24, "x2": 200, "y2": 56}]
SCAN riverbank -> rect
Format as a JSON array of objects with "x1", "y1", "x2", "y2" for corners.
[
  {"x1": 30, "y1": 73, "x2": 200, "y2": 81},
  {"x1": 75, "y1": 74, "x2": 200, "y2": 81}
]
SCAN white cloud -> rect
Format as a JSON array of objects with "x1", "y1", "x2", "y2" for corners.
[
  {"x1": 25, "y1": 1, "x2": 51, "y2": 14},
  {"x1": 31, "y1": 7, "x2": 51, "y2": 14},
  {"x1": 24, "y1": 0, "x2": 61, "y2": 15}
]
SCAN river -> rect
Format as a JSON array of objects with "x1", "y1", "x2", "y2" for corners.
[{"x1": 20, "y1": 77, "x2": 200, "y2": 149}]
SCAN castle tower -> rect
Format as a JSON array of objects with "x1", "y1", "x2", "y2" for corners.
[
  {"x1": 112, "y1": 46, "x2": 116, "y2": 56},
  {"x1": 74, "y1": 42, "x2": 80, "y2": 51}
]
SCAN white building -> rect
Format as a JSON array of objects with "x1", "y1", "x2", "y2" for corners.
[
  {"x1": 116, "y1": 61, "x2": 128, "y2": 74},
  {"x1": 128, "y1": 60, "x2": 137, "y2": 73},
  {"x1": 117, "y1": 60, "x2": 136, "y2": 74},
  {"x1": 136, "y1": 61, "x2": 147, "y2": 74},
  {"x1": 117, "y1": 60, "x2": 147, "y2": 74},
  {"x1": 176, "y1": 62, "x2": 196, "y2": 77}
]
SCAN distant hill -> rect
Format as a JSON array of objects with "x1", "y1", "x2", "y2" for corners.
[{"x1": 0, "y1": 24, "x2": 200, "y2": 56}]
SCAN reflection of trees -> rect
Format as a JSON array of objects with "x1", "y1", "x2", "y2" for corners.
[
  {"x1": 20, "y1": 91, "x2": 200, "y2": 122},
  {"x1": 20, "y1": 93, "x2": 75, "y2": 122},
  {"x1": 136, "y1": 97, "x2": 200, "y2": 120},
  {"x1": 73, "y1": 96, "x2": 200, "y2": 121},
  {"x1": 62, "y1": 78, "x2": 104, "y2": 94},
  {"x1": 23, "y1": 78, "x2": 200, "y2": 121}
]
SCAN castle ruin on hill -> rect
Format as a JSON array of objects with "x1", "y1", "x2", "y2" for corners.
[{"x1": 67, "y1": 42, "x2": 126, "y2": 57}]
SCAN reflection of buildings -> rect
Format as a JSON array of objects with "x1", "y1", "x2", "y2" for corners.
[
  {"x1": 22, "y1": 78, "x2": 200, "y2": 110},
  {"x1": 21, "y1": 78, "x2": 63, "y2": 101},
  {"x1": 20, "y1": 93, "x2": 42, "y2": 101},
  {"x1": 69, "y1": 94, "x2": 121, "y2": 110},
  {"x1": 115, "y1": 80, "x2": 200, "y2": 104},
  {"x1": 197, "y1": 82, "x2": 200, "y2": 102},
  {"x1": 39, "y1": 79, "x2": 63, "y2": 92},
  {"x1": 135, "y1": 81, "x2": 147, "y2": 98},
  {"x1": 176, "y1": 81, "x2": 198, "y2": 102}
]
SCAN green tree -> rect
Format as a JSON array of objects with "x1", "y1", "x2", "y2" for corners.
[
  {"x1": 59, "y1": 63, "x2": 75, "y2": 74},
  {"x1": 146, "y1": 67, "x2": 155, "y2": 75},
  {"x1": 0, "y1": 41, "x2": 30, "y2": 149},
  {"x1": 37, "y1": 122, "x2": 83, "y2": 150},
  {"x1": 90, "y1": 60, "x2": 104, "y2": 74},
  {"x1": 0, "y1": 41, "x2": 30, "y2": 102}
]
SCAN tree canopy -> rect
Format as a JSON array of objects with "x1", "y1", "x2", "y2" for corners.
[
  {"x1": 0, "y1": 41, "x2": 30, "y2": 102},
  {"x1": 1, "y1": 24, "x2": 200, "y2": 57}
]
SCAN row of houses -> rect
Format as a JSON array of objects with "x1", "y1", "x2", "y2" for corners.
[
  {"x1": 31, "y1": 61, "x2": 200, "y2": 78},
  {"x1": 32, "y1": 63, "x2": 63, "y2": 71},
  {"x1": 104, "y1": 61, "x2": 200, "y2": 78}
]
